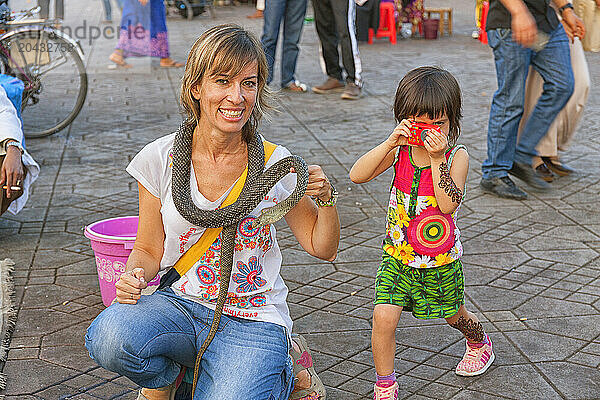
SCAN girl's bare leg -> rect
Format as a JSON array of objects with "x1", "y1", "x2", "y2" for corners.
[
  {"x1": 372, "y1": 304, "x2": 403, "y2": 375},
  {"x1": 445, "y1": 305, "x2": 485, "y2": 343}
]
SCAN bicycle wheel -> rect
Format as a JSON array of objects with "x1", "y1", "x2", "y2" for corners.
[{"x1": 0, "y1": 27, "x2": 87, "y2": 138}]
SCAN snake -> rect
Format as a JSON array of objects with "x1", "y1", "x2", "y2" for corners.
[{"x1": 171, "y1": 120, "x2": 309, "y2": 396}]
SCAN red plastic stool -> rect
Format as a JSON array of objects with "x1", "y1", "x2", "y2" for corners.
[{"x1": 368, "y1": 2, "x2": 396, "y2": 44}]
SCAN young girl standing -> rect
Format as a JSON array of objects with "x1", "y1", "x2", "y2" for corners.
[{"x1": 350, "y1": 66, "x2": 494, "y2": 399}]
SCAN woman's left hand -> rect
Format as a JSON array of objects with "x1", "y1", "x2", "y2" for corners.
[
  {"x1": 292, "y1": 165, "x2": 332, "y2": 202},
  {"x1": 423, "y1": 127, "x2": 448, "y2": 160},
  {"x1": 0, "y1": 146, "x2": 24, "y2": 199}
]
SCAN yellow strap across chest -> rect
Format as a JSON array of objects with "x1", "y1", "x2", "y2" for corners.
[{"x1": 173, "y1": 140, "x2": 278, "y2": 277}]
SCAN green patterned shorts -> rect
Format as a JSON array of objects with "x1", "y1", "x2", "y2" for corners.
[{"x1": 374, "y1": 252, "x2": 465, "y2": 319}]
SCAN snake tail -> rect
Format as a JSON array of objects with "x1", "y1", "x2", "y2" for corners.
[{"x1": 192, "y1": 225, "x2": 237, "y2": 396}]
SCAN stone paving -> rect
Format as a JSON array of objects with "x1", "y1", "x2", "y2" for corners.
[{"x1": 1, "y1": 0, "x2": 599, "y2": 398}]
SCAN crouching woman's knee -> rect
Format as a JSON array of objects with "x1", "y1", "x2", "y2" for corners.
[{"x1": 85, "y1": 306, "x2": 142, "y2": 375}]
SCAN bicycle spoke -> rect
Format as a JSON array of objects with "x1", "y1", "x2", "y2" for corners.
[{"x1": 36, "y1": 52, "x2": 68, "y2": 75}]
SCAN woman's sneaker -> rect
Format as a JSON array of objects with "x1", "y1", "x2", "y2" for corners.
[
  {"x1": 373, "y1": 380, "x2": 398, "y2": 400},
  {"x1": 455, "y1": 334, "x2": 495, "y2": 376}
]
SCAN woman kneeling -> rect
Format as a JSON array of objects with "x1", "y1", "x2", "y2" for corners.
[{"x1": 85, "y1": 24, "x2": 339, "y2": 400}]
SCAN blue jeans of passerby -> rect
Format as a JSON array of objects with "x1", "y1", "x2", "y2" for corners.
[
  {"x1": 261, "y1": 0, "x2": 308, "y2": 87},
  {"x1": 102, "y1": 0, "x2": 112, "y2": 20},
  {"x1": 85, "y1": 289, "x2": 294, "y2": 400},
  {"x1": 481, "y1": 25, "x2": 574, "y2": 179},
  {"x1": 102, "y1": 0, "x2": 123, "y2": 21}
]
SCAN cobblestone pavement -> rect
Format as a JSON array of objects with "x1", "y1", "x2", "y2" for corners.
[{"x1": 1, "y1": 0, "x2": 599, "y2": 399}]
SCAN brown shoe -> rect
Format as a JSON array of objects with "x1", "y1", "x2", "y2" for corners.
[
  {"x1": 312, "y1": 77, "x2": 344, "y2": 94},
  {"x1": 341, "y1": 82, "x2": 361, "y2": 100},
  {"x1": 282, "y1": 80, "x2": 308, "y2": 92},
  {"x1": 247, "y1": 9, "x2": 263, "y2": 18},
  {"x1": 541, "y1": 156, "x2": 575, "y2": 176},
  {"x1": 535, "y1": 163, "x2": 554, "y2": 182}
]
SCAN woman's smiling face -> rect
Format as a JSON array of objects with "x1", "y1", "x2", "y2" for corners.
[{"x1": 193, "y1": 60, "x2": 258, "y2": 135}]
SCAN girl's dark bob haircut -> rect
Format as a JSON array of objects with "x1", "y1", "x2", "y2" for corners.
[{"x1": 393, "y1": 66, "x2": 462, "y2": 146}]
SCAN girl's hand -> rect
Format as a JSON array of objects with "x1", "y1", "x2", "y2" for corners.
[
  {"x1": 424, "y1": 127, "x2": 448, "y2": 160},
  {"x1": 385, "y1": 120, "x2": 411, "y2": 149},
  {"x1": 115, "y1": 267, "x2": 147, "y2": 304},
  {"x1": 292, "y1": 165, "x2": 332, "y2": 202},
  {"x1": 138, "y1": 0, "x2": 149, "y2": 5}
]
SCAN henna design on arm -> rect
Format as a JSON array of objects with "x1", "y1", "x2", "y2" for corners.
[
  {"x1": 450, "y1": 316, "x2": 485, "y2": 343},
  {"x1": 438, "y1": 162, "x2": 463, "y2": 204}
]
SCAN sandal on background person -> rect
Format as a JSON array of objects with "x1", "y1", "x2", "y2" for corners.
[
  {"x1": 533, "y1": 159, "x2": 554, "y2": 182},
  {"x1": 109, "y1": 51, "x2": 132, "y2": 68},
  {"x1": 541, "y1": 156, "x2": 576, "y2": 176},
  {"x1": 290, "y1": 334, "x2": 327, "y2": 400}
]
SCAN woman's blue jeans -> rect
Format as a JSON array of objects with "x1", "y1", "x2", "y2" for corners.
[
  {"x1": 482, "y1": 25, "x2": 574, "y2": 179},
  {"x1": 85, "y1": 289, "x2": 294, "y2": 400}
]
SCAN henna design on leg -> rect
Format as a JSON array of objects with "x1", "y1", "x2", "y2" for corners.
[
  {"x1": 450, "y1": 316, "x2": 485, "y2": 343},
  {"x1": 438, "y1": 162, "x2": 463, "y2": 204}
]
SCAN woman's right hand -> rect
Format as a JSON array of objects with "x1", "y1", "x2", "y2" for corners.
[
  {"x1": 138, "y1": 0, "x2": 149, "y2": 5},
  {"x1": 115, "y1": 267, "x2": 147, "y2": 304},
  {"x1": 385, "y1": 119, "x2": 411, "y2": 149}
]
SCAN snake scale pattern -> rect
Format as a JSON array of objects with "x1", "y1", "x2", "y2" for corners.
[{"x1": 171, "y1": 121, "x2": 309, "y2": 396}]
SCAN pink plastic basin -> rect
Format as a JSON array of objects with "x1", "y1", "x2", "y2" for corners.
[{"x1": 84, "y1": 216, "x2": 160, "y2": 306}]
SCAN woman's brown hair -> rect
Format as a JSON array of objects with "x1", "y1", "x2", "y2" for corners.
[
  {"x1": 393, "y1": 66, "x2": 462, "y2": 146},
  {"x1": 180, "y1": 24, "x2": 272, "y2": 142}
]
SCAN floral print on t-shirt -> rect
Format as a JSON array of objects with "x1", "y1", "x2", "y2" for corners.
[{"x1": 175, "y1": 216, "x2": 274, "y2": 309}]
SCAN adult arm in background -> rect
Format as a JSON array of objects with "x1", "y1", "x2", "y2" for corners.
[
  {"x1": 552, "y1": 0, "x2": 586, "y2": 38},
  {"x1": 114, "y1": 182, "x2": 164, "y2": 304},
  {"x1": 0, "y1": 87, "x2": 39, "y2": 210},
  {"x1": 498, "y1": 0, "x2": 539, "y2": 46},
  {"x1": 285, "y1": 165, "x2": 340, "y2": 262}
]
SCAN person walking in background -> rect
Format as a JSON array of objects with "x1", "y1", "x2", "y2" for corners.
[
  {"x1": 247, "y1": 0, "x2": 264, "y2": 18},
  {"x1": 574, "y1": 0, "x2": 600, "y2": 51},
  {"x1": 518, "y1": 2, "x2": 590, "y2": 182},
  {"x1": 102, "y1": 0, "x2": 124, "y2": 23},
  {"x1": 261, "y1": 0, "x2": 309, "y2": 91},
  {"x1": 312, "y1": 0, "x2": 363, "y2": 100},
  {"x1": 479, "y1": 0, "x2": 583, "y2": 200},
  {"x1": 109, "y1": 0, "x2": 183, "y2": 68}
]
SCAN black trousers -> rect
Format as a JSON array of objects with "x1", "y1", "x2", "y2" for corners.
[
  {"x1": 356, "y1": 0, "x2": 380, "y2": 42},
  {"x1": 313, "y1": 0, "x2": 362, "y2": 86},
  {"x1": 39, "y1": 0, "x2": 64, "y2": 19}
]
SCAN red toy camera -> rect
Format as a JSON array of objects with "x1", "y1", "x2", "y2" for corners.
[{"x1": 408, "y1": 122, "x2": 441, "y2": 146}]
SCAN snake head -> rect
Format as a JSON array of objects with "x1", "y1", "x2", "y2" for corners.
[{"x1": 250, "y1": 207, "x2": 282, "y2": 230}]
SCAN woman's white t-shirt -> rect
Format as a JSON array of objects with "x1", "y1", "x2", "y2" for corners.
[{"x1": 126, "y1": 133, "x2": 297, "y2": 334}]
